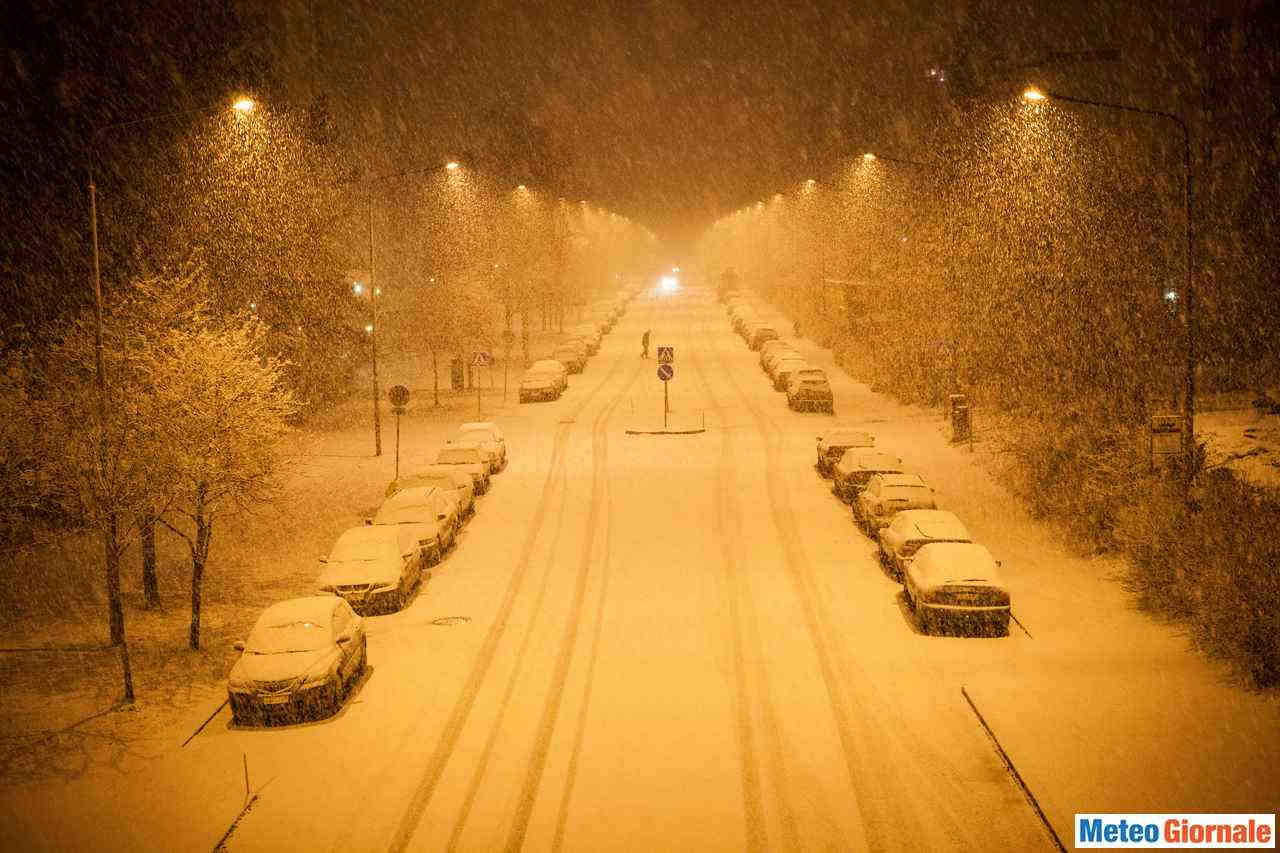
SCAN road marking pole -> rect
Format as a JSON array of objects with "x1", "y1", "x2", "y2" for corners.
[{"x1": 961, "y1": 686, "x2": 1066, "y2": 852}]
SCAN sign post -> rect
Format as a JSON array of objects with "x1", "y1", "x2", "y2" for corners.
[
  {"x1": 388, "y1": 385, "x2": 410, "y2": 480},
  {"x1": 657, "y1": 362, "x2": 674, "y2": 428},
  {"x1": 471, "y1": 352, "x2": 492, "y2": 416},
  {"x1": 1150, "y1": 414, "x2": 1182, "y2": 471},
  {"x1": 502, "y1": 330, "x2": 514, "y2": 403}
]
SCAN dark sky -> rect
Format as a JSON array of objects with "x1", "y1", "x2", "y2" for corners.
[
  {"x1": 2, "y1": 0, "x2": 1271, "y2": 326},
  {"x1": 305, "y1": 0, "x2": 953, "y2": 242}
]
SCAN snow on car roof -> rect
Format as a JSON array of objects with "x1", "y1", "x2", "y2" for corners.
[
  {"x1": 380, "y1": 486, "x2": 440, "y2": 513},
  {"x1": 459, "y1": 421, "x2": 497, "y2": 431},
  {"x1": 256, "y1": 596, "x2": 338, "y2": 627},
  {"x1": 530, "y1": 359, "x2": 564, "y2": 370},
  {"x1": 892, "y1": 509, "x2": 969, "y2": 540},
  {"x1": 438, "y1": 446, "x2": 483, "y2": 462}
]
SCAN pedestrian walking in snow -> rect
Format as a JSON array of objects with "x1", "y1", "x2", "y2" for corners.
[{"x1": 641, "y1": 329, "x2": 650, "y2": 359}]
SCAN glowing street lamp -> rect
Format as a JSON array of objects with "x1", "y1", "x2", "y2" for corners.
[
  {"x1": 1023, "y1": 85, "x2": 1197, "y2": 479},
  {"x1": 232, "y1": 97, "x2": 255, "y2": 113},
  {"x1": 445, "y1": 161, "x2": 460, "y2": 171}
]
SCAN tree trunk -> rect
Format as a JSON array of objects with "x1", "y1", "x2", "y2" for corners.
[
  {"x1": 141, "y1": 515, "x2": 159, "y2": 608},
  {"x1": 103, "y1": 513, "x2": 135, "y2": 702},
  {"x1": 521, "y1": 304, "x2": 530, "y2": 366},
  {"x1": 431, "y1": 349, "x2": 440, "y2": 406},
  {"x1": 188, "y1": 485, "x2": 210, "y2": 651}
]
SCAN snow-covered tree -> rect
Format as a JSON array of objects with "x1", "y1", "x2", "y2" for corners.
[{"x1": 144, "y1": 315, "x2": 296, "y2": 650}]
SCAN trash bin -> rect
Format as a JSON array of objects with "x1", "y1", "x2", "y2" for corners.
[
  {"x1": 450, "y1": 357, "x2": 465, "y2": 391},
  {"x1": 951, "y1": 406, "x2": 971, "y2": 443},
  {"x1": 949, "y1": 394, "x2": 970, "y2": 443}
]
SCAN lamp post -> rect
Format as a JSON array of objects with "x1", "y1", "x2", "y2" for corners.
[
  {"x1": 1023, "y1": 87, "x2": 1196, "y2": 479},
  {"x1": 85, "y1": 95, "x2": 255, "y2": 704},
  {"x1": 358, "y1": 159, "x2": 466, "y2": 448}
]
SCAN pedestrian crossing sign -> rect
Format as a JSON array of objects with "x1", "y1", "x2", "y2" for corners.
[{"x1": 657, "y1": 346, "x2": 674, "y2": 364}]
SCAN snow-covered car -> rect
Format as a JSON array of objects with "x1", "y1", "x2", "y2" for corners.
[
  {"x1": 730, "y1": 309, "x2": 757, "y2": 335},
  {"x1": 748, "y1": 324, "x2": 779, "y2": 350},
  {"x1": 435, "y1": 445, "x2": 493, "y2": 494},
  {"x1": 390, "y1": 467, "x2": 476, "y2": 519},
  {"x1": 759, "y1": 338, "x2": 794, "y2": 369},
  {"x1": 519, "y1": 368, "x2": 562, "y2": 403},
  {"x1": 771, "y1": 356, "x2": 810, "y2": 390},
  {"x1": 566, "y1": 325, "x2": 601, "y2": 355},
  {"x1": 877, "y1": 509, "x2": 972, "y2": 577},
  {"x1": 451, "y1": 437, "x2": 500, "y2": 474},
  {"x1": 903, "y1": 542, "x2": 1010, "y2": 636},
  {"x1": 787, "y1": 368, "x2": 834, "y2": 412},
  {"x1": 451, "y1": 421, "x2": 507, "y2": 471},
  {"x1": 228, "y1": 596, "x2": 367, "y2": 725},
  {"x1": 832, "y1": 450, "x2": 903, "y2": 502},
  {"x1": 373, "y1": 486, "x2": 459, "y2": 552},
  {"x1": 317, "y1": 525, "x2": 426, "y2": 614},
  {"x1": 551, "y1": 342, "x2": 587, "y2": 373},
  {"x1": 815, "y1": 428, "x2": 875, "y2": 476},
  {"x1": 531, "y1": 359, "x2": 569, "y2": 390},
  {"x1": 762, "y1": 344, "x2": 799, "y2": 375},
  {"x1": 854, "y1": 472, "x2": 937, "y2": 532}
]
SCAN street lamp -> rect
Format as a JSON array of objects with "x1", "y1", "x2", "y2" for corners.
[{"x1": 1023, "y1": 86, "x2": 1196, "y2": 478}]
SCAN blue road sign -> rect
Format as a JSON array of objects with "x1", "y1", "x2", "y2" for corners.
[{"x1": 657, "y1": 363, "x2": 674, "y2": 381}]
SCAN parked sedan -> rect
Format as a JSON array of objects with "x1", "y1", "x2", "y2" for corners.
[
  {"x1": 787, "y1": 368, "x2": 834, "y2": 412},
  {"x1": 903, "y1": 542, "x2": 1010, "y2": 636},
  {"x1": 762, "y1": 344, "x2": 799, "y2": 375},
  {"x1": 373, "y1": 486, "x2": 459, "y2": 552},
  {"x1": 227, "y1": 596, "x2": 367, "y2": 725},
  {"x1": 452, "y1": 421, "x2": 506, "y2": 471},
  {"x1": 317, "y1": 525, "x2": 426, "y2": 614},
  {"x1": 519, "y1": 368, "x2": 561, "y2": 403},
  {"x1": 759, "y1": 338, "x2": 794, "y2": 369},
  {"x1": 551, "y1": 342, "x2": 587, "y2": 373},
  {"x1": 832, "y1": 450, "x2": 903, "y2": 502},
  {"x1": 435, "y1": 445, "x2": 493, "y2": 494},
  {"x1": 748, "y1": 324, "x2": 779, "y2": 351},
  {"x1": 530, "y1": 359, "x2": 569, "y2": 392},
  {"x1": 815, "y1": 429, "x2": 875, "y2": 476},
  {"x1": 390, "y1": 467, "x2": 475, "y2": 519},
  {"x1": 877, "y1": 509, "x2": 972, "y2": 577},
  {"x1": 854, "y1": 472, "x2": 937, "y2": 532},
  {"x1": 771, "y1": 356, "x2": 810, "y2": 390}
]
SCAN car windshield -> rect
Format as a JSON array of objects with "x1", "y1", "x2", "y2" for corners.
[{"x1": 245, "y1": 620, "x2": 331, "y2": 654}]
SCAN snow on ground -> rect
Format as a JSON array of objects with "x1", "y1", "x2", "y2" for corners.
[
  {"x1": 1198, "y1": 406, "x2": 1280, "y2": 490},
  {"x1": 1, "y1": 287, "x2": 1276, "y2": 852}
]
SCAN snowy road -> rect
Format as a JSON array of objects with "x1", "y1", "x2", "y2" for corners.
[
  {"x1": 208, "y1": 288, "x2": 1048, "y2": 851},
  {"x1": 6, "y1": 287, "x2": 1275, "y2": 852}
]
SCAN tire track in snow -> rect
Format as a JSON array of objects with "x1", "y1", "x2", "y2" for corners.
[
  {"x1": 386, "y1": 303, "x2": 650, "y2": 853},
  {"x1": 501, "y1": 350, "x2": 635, "y2": 852},
  {"x1": 702, "y1": 302, "x2": 903, "y2": 849},
  {"x1": 685, "y1": 302, "x2": 796, "y2": 851}
]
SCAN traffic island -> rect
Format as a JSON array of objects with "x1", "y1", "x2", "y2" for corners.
[{"x1": 622, "y1": 412, "x2": 707, "y2": 436}]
